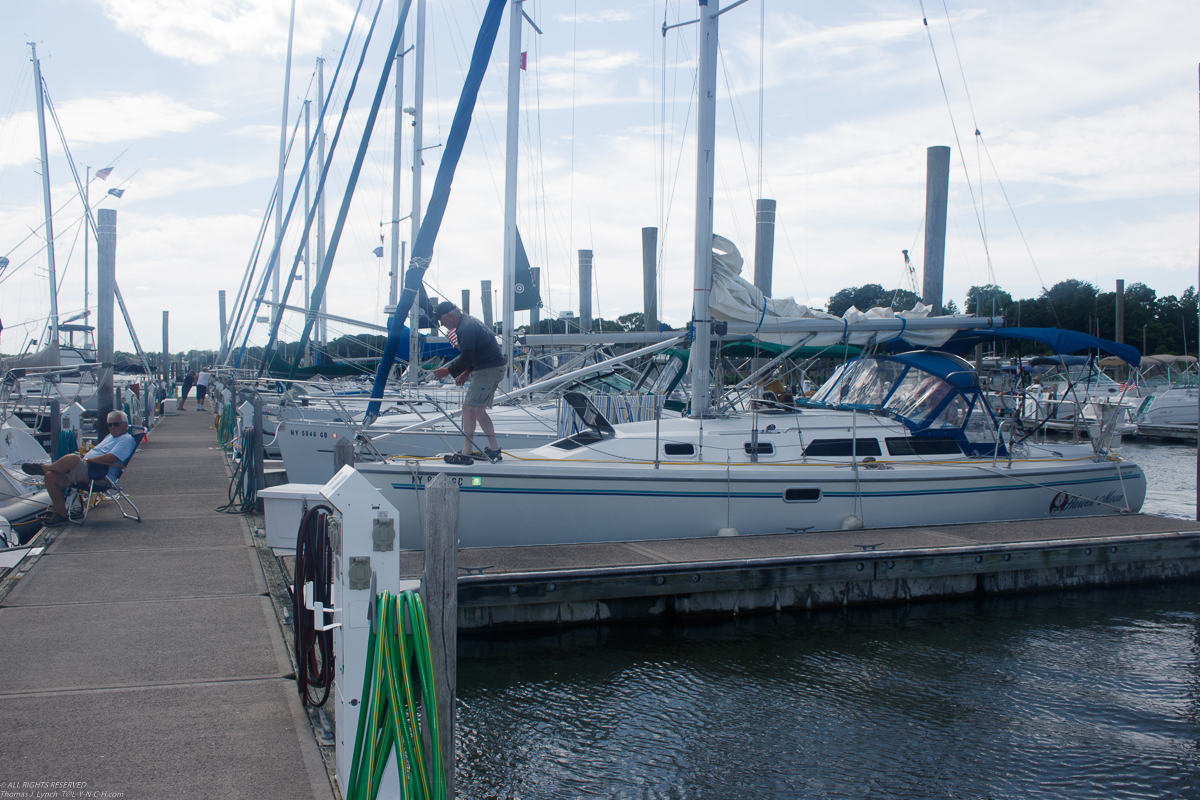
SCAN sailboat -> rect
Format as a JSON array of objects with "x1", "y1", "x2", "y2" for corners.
[{"x1": 351, "y1": 0, "x2": 1146, "y2": 548}]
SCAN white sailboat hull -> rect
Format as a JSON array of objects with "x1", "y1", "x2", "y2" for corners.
[{"x1": 357, "y1": 457, "x2": 1146, "y2": 549}]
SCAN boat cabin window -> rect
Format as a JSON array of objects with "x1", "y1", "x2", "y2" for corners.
[
  {"x1": 812, "y1": 359, "x2": 906, "y2": 407},
  {"x1": 663, "y1": 442, "x2": 695, "y2": 456},
  {"x1": 634, "y1": 354, "x2": 685, "y2": 396},
  {"x1": 551, "y1": 430, "x2": 606, "y2": 450},
  {"x1": 744, "y1": 442, "x2": 775, "y2": 455},
  {"x1": 783, "y1": 487, "x2": 821, "y2": 502},
  {"x1": 885, "y1": 436, "x2": 961, "y2": 456},
  {"x1": 803, "y1": 438, "x2": 882, "y2": 457}
]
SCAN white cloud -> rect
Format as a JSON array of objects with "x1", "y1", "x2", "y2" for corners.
[
  {"x1": 94, "y1": 0, "x2": 356, "y2": 64},
  {"x1": 555, "y1": 10, "x2": 634, "y2": 24},
  {"x1": 0, "y1": 93, "x2": 221, "y2": 166}
]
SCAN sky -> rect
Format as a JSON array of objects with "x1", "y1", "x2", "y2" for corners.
[{"x1": 1, "y1": 0, "x2": 1198, "y2": 355}]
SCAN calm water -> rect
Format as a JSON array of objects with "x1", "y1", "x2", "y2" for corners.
[{"x1": 457, "y1": 441, "x2": 1200, "y2": 800}]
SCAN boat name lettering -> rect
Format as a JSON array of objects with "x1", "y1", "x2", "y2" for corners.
[
  {"x1": 1048, "y1": 490, "x2": 1123, "y2": 516},
  {"x1": 289, "y1": 429, "x2": 329, "y2": 438},
  {"x1": 409, "y1": 474, "x2": 470, "y2": 487}
]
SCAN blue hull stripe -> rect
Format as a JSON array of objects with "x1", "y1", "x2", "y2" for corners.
[{"x1": 391, "y1": 472, "x2": 1140, "y2": 501}]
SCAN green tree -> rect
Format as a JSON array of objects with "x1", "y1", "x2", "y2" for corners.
[
  {"x1": 827, "y1": 284, "x2": 921, "y2": 316},
  {"x1": 964, "y1": 285, "x2": 1013, "y2": 317},
  {"x1": 618, "y1": 312, "x2": 645, "y2": 331}
]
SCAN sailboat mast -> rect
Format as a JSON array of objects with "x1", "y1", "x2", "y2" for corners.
[
  {"x1": 317, "y1": 58, "x2": 328, "y2": 353},
  {"x1": 407, "y1": 0, "x2": 426, "y2": 384},
  {"x1": 29, "y1": 43, "x2": 59, "y2": 346},
  {"x1": 501, "y1": 0, "x2": 523, "y2": 391},
  {"x1": 84, "y1": 165, "x2": 90, "y2": 318},
  {"x1": 689, "y1": 0, "x2": 719, "y2": 418},
  {"x1": 303, "y1": 99, "x2": 311, "y2": 365},
  {"x1": 389, "y1": 31, "x2": 405, "y2": 311},
  {"x1": 274, "y1": 0, "x2": 297, "y2": 330}
]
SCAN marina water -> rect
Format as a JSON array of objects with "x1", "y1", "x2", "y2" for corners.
[{"x1": 456, "y1": 440, "x2": 1200, "y2": 799}]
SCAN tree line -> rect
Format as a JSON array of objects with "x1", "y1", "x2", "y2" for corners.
[{"x1": 826, "y1": 280, "x2": 1200, "y2": 356}]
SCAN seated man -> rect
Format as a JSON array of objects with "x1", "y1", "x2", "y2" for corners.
[{"x1": 23, "y1": 410, "x2": 137, "y2": 525}]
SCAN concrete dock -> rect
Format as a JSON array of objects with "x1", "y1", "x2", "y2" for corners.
[
  {"x1": 5, "y1": 404, "x2": 1200, "y2": 796},
  {"x1": 0, "y1": 410, "x2": 331, "y2": 800}
]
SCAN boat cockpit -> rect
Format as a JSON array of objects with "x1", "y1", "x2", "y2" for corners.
[{"x1": 807, "y1": 352, "x2": 1004, "y2": 456}]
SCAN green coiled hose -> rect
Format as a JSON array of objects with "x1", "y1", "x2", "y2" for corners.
[
  {"x1": 54, "y1": 429, "x2": 77, "y2": 460},
  {"x1": 217, "y1": 402, "x2": 237, "y2": 450},
  {"x1": 347, "y1": 590, "x2": 446, "y2": 800}
]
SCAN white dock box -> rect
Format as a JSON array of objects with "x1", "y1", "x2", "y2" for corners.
[
  {"x1": 162, "y1": 398, "x2": 178, "y2": 416},
  {"x1": 259, "y1": 483, "x2": 329, "y2": 550}
]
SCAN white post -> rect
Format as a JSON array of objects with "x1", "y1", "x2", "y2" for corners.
[
  {"x1": 30, "y1": 43, "x2": 59, "y2": 346},
  {"x1": 273, "y1": 0, "x2": 297, "y2": 328},
  {"x1": 84, "y1": 166, "x2": 90, "y2": 317},
  {"x1": 408, "y1": 0, "x2": 427, "y2": 386},
  {"x1": 501, "y1": 0, "x2": 523, "y2": 391},
  {"x1": 317, "y1": 58, "x2": 329, "y2": 353},
  {"x1": 689, "y1": 0, "x2": 719, "y2": 418},
  {"x1": 390, "y1": 31, "x2": 405, "y2": 312},
  {"x1": 303, "y1": 99, "x2": 311, "y2": 364}
]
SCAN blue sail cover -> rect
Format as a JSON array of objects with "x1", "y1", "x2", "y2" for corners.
[
  {"x1": 394, "y1": 326, "x2": 458, "y2": 362},
  {"x1": 366, "y1": 0, "x2": 508, "y2": 421},
  {"x1": 935, "y1": 327, "x2": 1141, "y2": 367}
]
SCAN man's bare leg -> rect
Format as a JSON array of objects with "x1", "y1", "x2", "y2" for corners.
[
  {"x1": 460, "y1": 405, "x2": 479, "y2": 456},
  {"x1": 476, "y1": 407, "x2": 499, "y2": 451}
]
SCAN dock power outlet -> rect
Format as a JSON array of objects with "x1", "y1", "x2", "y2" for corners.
[{"x1": 320, "y1": 465, "x2": 404, "y2": 799}]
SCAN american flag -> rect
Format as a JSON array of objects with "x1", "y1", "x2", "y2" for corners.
[{"x1": 447, "y1": 327, "x2": 458, "y2": 348}]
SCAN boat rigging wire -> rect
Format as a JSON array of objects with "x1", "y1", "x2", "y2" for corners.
[
  {"x1": 243, "y1": 0, "x2": 390, "y2": 372},
  {"x1": 917, "y1": 1, "x2": 994, "y2": 286}
]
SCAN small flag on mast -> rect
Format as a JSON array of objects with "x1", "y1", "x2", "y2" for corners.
[
  {"x1": 107, "y1": 188, "x2": 124, "y2": 198},
  {"x1": 373, "y1": 246, "x2": 384, "y2": 258},
  {"x1": 95, "y1": 167, "x2": 113, "y2": 180},
  {"x1": 520, "y1": 52, "x2": 527, "y2": 70}
]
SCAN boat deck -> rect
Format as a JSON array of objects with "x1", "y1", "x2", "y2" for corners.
[{"x1": 0, "y1": 409, "x2": 332, "y2": 799}]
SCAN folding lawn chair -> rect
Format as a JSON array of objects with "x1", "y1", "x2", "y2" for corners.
[{"x1": 68, "y1": 432, "x2": 144, "y2": 524}]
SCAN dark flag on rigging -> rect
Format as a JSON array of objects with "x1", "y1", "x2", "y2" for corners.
[{"x1": 514, "y1": 228, "x2": 541, "y2": 311}]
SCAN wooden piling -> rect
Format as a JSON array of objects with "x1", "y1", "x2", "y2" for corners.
[
  {"x1": 422, "y1": 472, "x2": 458, "y2": 798},
  {"x1": 641, "y1": 228, "x2": 657, "y2": 333},
  {"x1": 922, "y1": 146, "x2": 950, "y2": 316}
]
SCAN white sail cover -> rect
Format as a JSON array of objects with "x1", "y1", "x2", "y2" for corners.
[{"x1": 708, "y1": 235, "x2": 966, "y2": 349}]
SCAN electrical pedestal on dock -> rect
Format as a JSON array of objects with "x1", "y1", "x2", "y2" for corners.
[{"x1": 317, "y1": 466, "x2": 415, "y2": 800}]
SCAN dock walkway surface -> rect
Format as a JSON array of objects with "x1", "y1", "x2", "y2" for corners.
[{"x1": 0, "y1": 410, "x2": 332, "y2": 800}]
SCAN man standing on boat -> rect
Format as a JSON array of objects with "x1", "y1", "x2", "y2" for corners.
[{"x1": 431, "y1": 301, "x2": 506, "y2": 464}]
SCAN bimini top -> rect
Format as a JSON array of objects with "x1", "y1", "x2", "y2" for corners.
[
  {"x1": 935, "y1": 327, "x2": 1141, "y2": 367},
  {"x1": 808, "y1": 352, "x2": 1000, "y2": 455}
]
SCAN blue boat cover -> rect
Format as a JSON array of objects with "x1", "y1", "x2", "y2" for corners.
[
  {"x1": 889, "y1": 351, "x2": 977, "y2": 387},
  {"x1": 935, "y1": 327, "x2": 1141, "y2": 367}
]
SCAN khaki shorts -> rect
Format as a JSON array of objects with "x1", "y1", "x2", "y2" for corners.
[
  {"x1": 464, "y1": 365, "x2": 505, "y2": 408},
  {"x1": 65, "y1": 458, "x2": 92, "y2": 485}
]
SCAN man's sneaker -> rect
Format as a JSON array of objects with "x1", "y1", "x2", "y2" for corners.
[
  {"x1": 484, "y1": 447, "x2": 503, "y2": 462},
  {"x1": 443, "y1": 452, "x2": 473, "y2": 465},
  {"x1": 21, "y1": 463, "x2": 45, "y2": 476}
]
